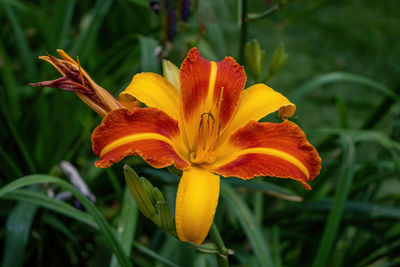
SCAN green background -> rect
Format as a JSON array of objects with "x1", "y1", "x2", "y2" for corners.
[{"x1": 1, "y1": 0, "x2": 399, "y2": 266}]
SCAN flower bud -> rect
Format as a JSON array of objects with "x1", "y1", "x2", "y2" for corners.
[
  {"x1": 244, "y1": 39, "x2": 264, "y2": 81},
  {"x1": 140, "y1": 177, "x2": 155, "y2": 205},
  {"x1": 124, "y1": 165, "x2": 160, "y2": 225},
  {"x1": 152, "y1": 187, "x2": 165, "y2": 202},
  {"x1": 162, "y1": 59, "x2": 180, "y2": 89},
  {"x1": 265, "y1": 42, "x2": 288, "y2": 81},
  {"x1": 157, "y1": 200, "x2": 175, "y2": 235}
]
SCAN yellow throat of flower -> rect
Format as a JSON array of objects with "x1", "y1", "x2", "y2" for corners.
[{"x1": 189, "y1": 87, "x2": 224, "y2": 164}]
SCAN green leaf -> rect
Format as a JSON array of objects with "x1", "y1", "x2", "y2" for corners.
[
  {"x1": 0, "y1": 175, "x2": 132, "y2": 267},
  {"x1": 139, "y1": 36, "x2": 160, "y2": 73},
  {"x1": 132, "y1": 241, "x2": 180, "y2": 267},
  {"x1": 0, "y1": 44, "x2": 20, "y2": 120},
  {"x1": 72, "y1": 0, "x2": 115, "y2": 60},
  {"x1": 290, "y1": 72, "x2": 400, "y2": 102},
  {"x1": 2, "y1": 0, "x2": 37, "y2": 80},
  {"x1": 57, "y1": 0, "x2": 77, "y2": 48},
  {"x1": 110, "y1": 187, "x2": 139, "y2": 267},
  {"x1": 2, "y1": 202, "x2": 38, "y2": 267},
  {"x1": 3, "y1": 189, "x2": 97, "y2": 228},
  {"x1": 221, "y1": 182, "x2": 274, "y2": 267},
  {"x1": 312, "y1": 135, "x2": 355, "y2": 267},
  {"x1": 42, "y1": 213, "x2": 77, "y2": 242},
  {"x1": 228, "y1": 177, "x2": 303, "y2": 202}
]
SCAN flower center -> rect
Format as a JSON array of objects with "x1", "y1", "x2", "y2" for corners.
[
  {"x1": 189, "y1": 87, "x2": 224, "y2": 164},
  {"x1": 189, "y1": 112, "x2": 221, "y2": 164}
]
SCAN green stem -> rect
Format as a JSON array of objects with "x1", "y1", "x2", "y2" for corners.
[
  {"x1": 210, "y1": 222, "x2": 229, "y2": 267},
  {"x1": 238, "y1": 0, "x2": 248, "y2": 64},
  {"x1": 246, "y1": 4, "x2": 279, "y2": 21},
  {"x1": 254, "y1": 192, "x2": 264, "y2": 226}
]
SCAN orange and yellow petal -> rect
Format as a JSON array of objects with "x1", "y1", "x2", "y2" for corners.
[
  {"x1": 179, "y1": 48, "x2": 246, "y2": 150},
  {"x1": 92, "y1": 107, "x2": 189, "y2": 169},
  {"x1": 180, "y1": 48, "x2": 212, "y2": 122},
  {"x1": 175, "y1": 166, "x2": 220, "y2": 245},
  {"x1": 221, "y1": 83, "x2": 295, "y2": 142},
  {"x1": 209, "y1": 120, "x2": 321, "y2": 189},
  {"x1": 120, "y1": 73, "x2": 181, "y2": 121},
  {"x1": 213, "y1": 56, "x2": 246, "y2": 129}
]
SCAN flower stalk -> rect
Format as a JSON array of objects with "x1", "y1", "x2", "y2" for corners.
[{"x1": 210, "y1": 222, "x2": 232, "y2": 267}]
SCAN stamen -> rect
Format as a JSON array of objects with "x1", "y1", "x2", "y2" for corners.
[{"x1": 189, "y1": 86, "x2": 225, "y2": 164}]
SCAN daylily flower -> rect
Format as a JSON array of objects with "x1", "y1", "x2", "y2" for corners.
[
  {"x1": 91, "y1": 47, "x2": 321, "y2": 245},
  {"x1": 30, "y1": 50, "x2": 138, "y2": 116}
]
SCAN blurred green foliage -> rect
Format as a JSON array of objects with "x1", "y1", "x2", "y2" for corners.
[{"x1": 1, "y1": 0, "x2": 400, "y2": 266}]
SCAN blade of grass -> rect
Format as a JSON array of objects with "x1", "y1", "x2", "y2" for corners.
[
  {"x1": 106, "y1": 168, "x2": 123, "y2": 200},
  {"x1": 57, "y1": 0, "x2": 76, "y2": 48},
  {"x1": 290, "y1": 72, "x2": 400, "y2": 102},
  {"x1": 2, "y1": 202, "x2": 38, "y2": 267},
  {"x1": 315, "y1": 128, "x2": 400, "y2": 170},
  {"x1": 0, "y1": 44, "x2": 20, "y2": 120},
  {"x1": 355, "y1": 239, "x2": 400, "y2": 267},
  {"x1": 312, "y1": 135, "x2": 355, "y2": 267},
  {"x1": 266, "y1": 199, "x2": 400, "y2": 221},
  {"x1": 42, "y1": 213, "x2": 78, "y2": 242},
  {"x1": 2, "y1": 0, "x2": 36, "y2": 80},
  {"x1": 132, "y1": 241, "x2": 180, "y2": 267},
  {"x1": 139, "y1": 36, "x2": 160, "y2": 73},
  {"x1": 3, "y1": 189, "x2": 97, "y2": 228},
  {"x1": 0, "y1": 145, "x2": 23, "y2": 179},
  {"x1": 0, "y1": 175, "x2": 132, "y2": 267},
  {"x1": 221, "y1": 182, "x2": 274, "y2": 267},
  {"x1": 110, "y1": 187, "x2": 138, "y2": 267},
  {"x1": 270, "y1": 226, "x2": 282, "y2": 267},
  {"x1": 72, "y1": 0, "x2": 114, "y2": 60},
  {"x1": 361, "y1": 83, "x2": 400, "y2": 130},
  {"x1": 336, "y1": 94, "x2": 349, "y2": 129},
  {"x1": 228, "y1": 178, "x2": 303, "y2": 202},
  {"x1": 1, "y1": 97, "x2": 37, "y2": 173}
]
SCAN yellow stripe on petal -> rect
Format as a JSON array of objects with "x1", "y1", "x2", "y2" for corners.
[
  {"x1": 221, "y1": 84, "x2": 295, "y2": 143},
  {"x1": 100, "y1": 133, "x2": 176, "y2": 158},
  {"x1": 212, "y1": 147, "x2": 310, "y2": 179},
  {"x1": 121, "y1": 73, "x2": 181, "y2": 121},
  {"x1": 175, "y1": 167, "x2": 220, "y2": 245},
  {"x1": 207, "y1": 120, "x2": 321, "y2": 190},
  {"x1": 92, "y1": 108, "x2": 190, "y2": 169},
  {"x1": 206, "y1": 61, "x2": 218, "y2": 107}
]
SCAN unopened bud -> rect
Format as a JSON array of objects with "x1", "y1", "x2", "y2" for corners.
[
  {"x1": 124, "y1": 165, "x2": 160, "y2": 225},
  {"x1": 162, "y1": 59, "x2": 180, "y2": 89},
  {"x1": 152, "y1": 187, "x2": 165, "y2": 202},
  {"x1": 244, "y1": 39, "x2": 264, "y2": 81},
  {"x1": 157, "y1": 200, "x2": 175, "y2": 235},
  {"x1": 265, "y1": 42, "x2": 288, "y2": 81},
  {"x1": 140, "y1": 177, "x2": 155, "y2": 205}
]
